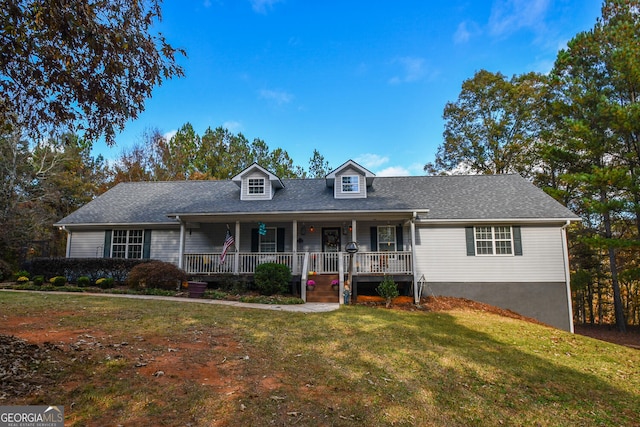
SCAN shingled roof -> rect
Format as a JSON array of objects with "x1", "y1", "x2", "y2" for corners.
[{"x1": 55, "y1": 174, "x2": 578, "y2": 226}]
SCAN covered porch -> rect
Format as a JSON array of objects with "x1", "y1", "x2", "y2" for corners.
[{"x1": 173, "y1": 214, "x2": 420, "y2": 303}]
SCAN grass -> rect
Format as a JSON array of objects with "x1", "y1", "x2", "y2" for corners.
[{"x1": 1, "y1": 291, "x2": 639, "y2": 426}]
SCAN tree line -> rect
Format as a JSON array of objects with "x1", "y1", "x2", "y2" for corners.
[
  {"x1": 0, "y1": 126, "x2": 331, "y2": 267},
  {"x1": 426, "y1": 1, "x2": 640, "y2": 331}
]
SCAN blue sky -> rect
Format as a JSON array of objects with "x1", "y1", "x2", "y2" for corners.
[{"x1": 95, "y1": 0, "x2": 603, "y2": 176}]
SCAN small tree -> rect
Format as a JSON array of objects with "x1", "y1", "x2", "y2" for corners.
[
  {"x1": 254, "y1": 263, "x2": 291, "y2": 295},
  {"x1": 377, "y1": 276, "x2": 399, "y2": 308}
]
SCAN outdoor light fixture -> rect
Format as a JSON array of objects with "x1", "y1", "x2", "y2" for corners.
[
  {"x1": 309, "y1": 225, "x2": 315, "y2": 233},
  {"x1": 345, "y1": 241, "x2": 358, "y2": 254}
]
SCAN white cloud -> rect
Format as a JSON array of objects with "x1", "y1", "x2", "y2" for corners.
[
  {"x1": 250, "y1": 0, "x2": 284, "y2": 14},
  {"x1": 388, "y1": 56, "x2": 427, "y2": 84},
  {"x1": 354, "y1": 153, "x2": 389, "y2": 169},
  {"x1": 488, "y1": 0, "x2": 550, "y2": 37},
  {"x1": 376, "y1": 166, "x2": 411, "y2": 177},
  {"x1": 454, "y1": 22, "x2": 471, "y2": 44},
  {"x1": 453, "y1": 21, "x2": 481, "y2": 44},
  {"x1": 163, "y1": 130, "x2": 177, "y2": 141},
  {"x1": 222, "y1": 121, "x2": 243, "y2": 132},
  {"x1": 259, "y1": 89, "x2": 294, "y2": 105}
]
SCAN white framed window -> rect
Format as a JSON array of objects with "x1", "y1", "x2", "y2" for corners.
[
  {"x1": 377, "y1": 226, "x2": 396, "y2": 252},
  {"x1": 341, "y1": 175, "x2": 359, "y2": 193},
  {"x1": 474, "y1": 226, "x2": 513, "y2": 256},
  {"x1": 111, "y1": 229, "x2": 143, "y2": 259},
  {"x1": 259, "y1": 227, "x2": 277, "y2": 252},
  {"x1": 248, "y1": 178, "x2": 265, "y2": 194}
]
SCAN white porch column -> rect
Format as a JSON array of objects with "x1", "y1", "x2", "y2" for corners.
[
  {"x1": 178, "y1": 216, "x2": 185, "y2": 269},
  {"x1": 411, "y1": 213, "x2": 419, "y2": 304},
  {"x1": 350, "y1": 219, "x2": 357, "y2": 243},
  {"x1": 292, "y1": 219, "x2": 298, "y2": 274},
  {"x1": 234, "y1": 221, "x2": 240, "y2": 274}
]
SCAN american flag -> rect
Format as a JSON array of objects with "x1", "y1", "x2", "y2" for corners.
[{"x1": 220, "y1": 229, "x2": 235, "y2": 264}]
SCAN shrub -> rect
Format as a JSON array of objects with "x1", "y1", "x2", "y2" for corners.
[
  {"x1": 376, "y1": 276, "x2": 399, "y2": 308},
  {"x1": 13, "y1": 270, "x2": 30, "y2": 281},
  {"x1": 33, "y1": 275, "x2": 44, "y2": 286},
  {"x1": 96, "y1": 277, "x2": 114, "y2": 289},
  {"x1": 127, "y1": 261, "x2": 187, "y2": 290},
  {"x1": 16, "y1": 276, "x2": 30, "y2": 284},
  {"x1": 77, "y1": 276, "x2": 91, "y2": 287},
  {"x1": 49, "y1": 276, "x2": 67, "y2": 286},
  {"x1": 254, "y1": 263, "x2": 291, "y2": 295}
]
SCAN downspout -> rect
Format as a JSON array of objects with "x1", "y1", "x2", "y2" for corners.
[
  {"x1": 177, "y1": 216, "x2": 185, "y2": 269},
  {"x1": 411, "y1": 212, "x2": 419, "y2": 304},
  {"x1": 561, "y1": 220, "x2": 575, "y2": 333}
]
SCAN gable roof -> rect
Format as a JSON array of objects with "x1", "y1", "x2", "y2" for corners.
[
  {"x1": 325, "y1": 159, "x2": 376, "y2": 187},
  {"x1": 231, "y1": 162, "x2": 284, "y2": 189},
  {"x1": 55, "y1": 174, "x2": 578, "y2": 227}
]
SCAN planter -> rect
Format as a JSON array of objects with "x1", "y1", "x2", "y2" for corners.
[
  {"x1": 306, "y1": 285, "x2": 315, "y2": 291},
  {"x1": 188, "y1": 281, "x2": 207, "y2": 298}
]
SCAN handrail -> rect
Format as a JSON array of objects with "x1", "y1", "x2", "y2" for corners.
[{"x1": 183, "y1": 251, "x2": 412, "y2": 276}]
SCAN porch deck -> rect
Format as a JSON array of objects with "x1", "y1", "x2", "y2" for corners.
[{"x1": 183, "y1": 251, "x2": 414, "y2": 303}]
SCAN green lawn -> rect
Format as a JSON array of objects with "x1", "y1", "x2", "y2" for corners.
[{"x1": 1, "y1": 291, "x2": 638, "y2": 426}]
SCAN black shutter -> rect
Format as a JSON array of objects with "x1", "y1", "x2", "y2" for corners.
[
  {"x1": 277, "y1": 228, "x2": 285, "y2": 252},
  {"x1": 251, "y1": 229, "x2": 259, "y2": 252},
  {"x1": 513, "y1": 226, "x2": 522, "y2": 256},
  {"x1": 103, "y1": 230, "x2": 112, "y2": 258},
  {"x1": 396, "y1": 225, "x2": 403, "y2": 251},
  {"x1": 143, "y1": 229, "x2": 152, "y2": 259},
  {"x1": 465, "y1": 227, "x2": 475, "y2": 256},
  {"x1": 370, "y1": 227, "x2": 378, "y2": 251}
]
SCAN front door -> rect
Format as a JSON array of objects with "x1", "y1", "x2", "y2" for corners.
[
  {"x1": 323, "y1": 227, "x2": 341, "y2": 252},
  {"x1": 322, "y1": 227, "x2": 341, "y2": 272}
]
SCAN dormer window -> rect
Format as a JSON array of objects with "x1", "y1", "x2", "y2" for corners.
[
  {"x1": 341, "y1": 175, "x2": 359, "y2": 193},
  {"x1": 326, "y1": 160, "x2": 374, "y2": 199},
  {"x1": 248, "y1": 178, "x2": 265, "y2": 195}
]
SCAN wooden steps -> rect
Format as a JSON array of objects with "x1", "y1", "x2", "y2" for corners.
[{"x1": 305, "y1": 274, "x2": 340, "y2": 303}]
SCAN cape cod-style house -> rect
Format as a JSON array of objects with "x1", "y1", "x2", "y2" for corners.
[{"x1": 55, "y1": 160, "x2": 579, "y2": 331}]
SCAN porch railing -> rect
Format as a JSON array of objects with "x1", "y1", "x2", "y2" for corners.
[
  {"x1": 184, "y1": 252, "x2": 306, "y2": 275},
  {"x1": 183, "y1": 251, "x2": 412, "y2": 276}
]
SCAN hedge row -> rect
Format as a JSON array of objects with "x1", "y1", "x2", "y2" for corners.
[{"x1": 21, "y1": 258, "x2": 152, "y2": 284}]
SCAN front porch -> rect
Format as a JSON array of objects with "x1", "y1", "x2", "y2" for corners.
[{"x1": 183, "y1": 251, "x2": 414, "y2": 303}]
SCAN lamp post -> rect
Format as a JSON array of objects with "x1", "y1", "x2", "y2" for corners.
[{"x1": 344, "y1": 241, "x2": 358, "y2": 304}]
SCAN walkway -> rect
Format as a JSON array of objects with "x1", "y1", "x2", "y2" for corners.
[{"x1": 1, "y1": 289, "x2": 341, "y2": 313}]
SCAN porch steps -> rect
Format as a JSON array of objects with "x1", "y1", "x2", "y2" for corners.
[{"x1": 306, "y1": 274, "x2": 340, "y2": 303}]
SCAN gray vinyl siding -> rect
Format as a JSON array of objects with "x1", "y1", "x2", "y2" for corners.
[
  {"x1": 149, "y1": 229, "x2": 180, "y2": 264},
  {"x1": 414, "y1": 225, "x2": 566, "y2": 282},
  {"x1": 68, "y1": 230, "x2": 106, "y2": 258},
  {"x1": 334, "y1": 167, "x2": 366, "y2": 199},
  {"x1": 240, "y1": 170, "x2": 272, "y2": 200}
]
